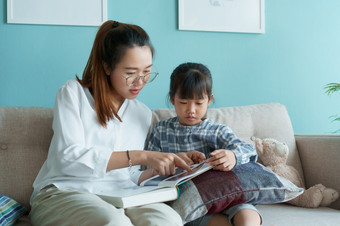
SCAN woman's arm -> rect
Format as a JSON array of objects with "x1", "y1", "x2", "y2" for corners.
[
  {"x1": 52, "y1": 81, "x2": 191, "y2": 180},
  {"x1": 50, "y1": 82, "x2": 114, "y2": 178},
  {"x1": 107, "y1": 150, "x2": 191, "y2": 176}
]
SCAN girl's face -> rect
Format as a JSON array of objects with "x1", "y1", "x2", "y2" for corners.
[
  {"x1": 171, "y1": 93, "x2": 213, "y2": 126},
  {"x1": 105, "y1": 46, "x2": 153, "y2": 105}
]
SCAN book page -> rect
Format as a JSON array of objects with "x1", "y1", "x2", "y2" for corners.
[
  {"x1": 141, "y1": 167, "x2": 187, "y2": 186},
  {"x1": 141, "y1": 161, "x2": 212, "y2": 187}
]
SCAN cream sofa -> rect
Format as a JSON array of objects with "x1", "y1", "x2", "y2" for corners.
[{"x1": 1, "y1": 103, "x2": 340, "y2": 226}]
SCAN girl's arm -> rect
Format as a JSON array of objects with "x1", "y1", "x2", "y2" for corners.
[
  {"x1": 208, "y1": 126, "x2": 257, "y2": 169},
  {"x1": 206, "y1": 149, "x2": 237, "y2": 171}
]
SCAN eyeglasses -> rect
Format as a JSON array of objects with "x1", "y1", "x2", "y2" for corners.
[{"x1": 120, "y1": 68, "x2": 159, "y2": 87}]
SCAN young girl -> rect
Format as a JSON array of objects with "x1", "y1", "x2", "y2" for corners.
[
  {"x1": 29, "y1": 21, "x2": 191, "y2": 226},
  {"x1": 147, "y1": 62, "x2": 262, "y2": 226}
]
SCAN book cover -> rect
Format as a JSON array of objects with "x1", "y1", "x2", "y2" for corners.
[{"x1": 98, "y1": 185, "x2": 179, "y2": 208}]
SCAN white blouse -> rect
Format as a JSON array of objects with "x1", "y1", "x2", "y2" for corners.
[{"x1": 31, "y1": 80, "x2": 152, "y2": 202}]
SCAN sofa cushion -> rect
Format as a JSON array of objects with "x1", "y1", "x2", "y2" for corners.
[
  {"x1": 152, "y1": 103, "x2": 304, "y2": 181},
  {"x1": 296, "y1": 134, "x2": 340, "y2": 210},
  {"x1": 0, "y1": 195, "x2": 27, "y2": 226},
  {"x1": 168, "y1": 162, "x2": 303, "y2": 223},
  {"x1": 0, "y1": 107, "x2": 53, "y2": 211}
]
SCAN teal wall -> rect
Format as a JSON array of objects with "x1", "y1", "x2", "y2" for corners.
[{"x1": 1, "y1": 0, "x2": 340, "y2": 134}]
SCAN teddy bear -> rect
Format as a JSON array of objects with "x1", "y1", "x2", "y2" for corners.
[{"x1": 251, "y1": 136, "x2": 339, "y2": 208}]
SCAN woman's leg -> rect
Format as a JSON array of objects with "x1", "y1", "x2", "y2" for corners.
[
  {"x1": 125, "y1": 202, "x2": 183, "y2": 226},
  {"x1": 30, "y1": 185, "x2": 133, "y2": 226}
]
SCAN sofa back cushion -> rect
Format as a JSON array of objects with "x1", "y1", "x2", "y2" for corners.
[
  {"x1": 151, "y1": 103, "x2": 304, "y2": 180},
  {"x1": 0, "y1": 107, "x2": 53, "y2": 211}
]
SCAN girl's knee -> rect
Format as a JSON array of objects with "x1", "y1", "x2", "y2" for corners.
[{"x1": 233, "y1": 209, "x2": 262, "y2": 226}]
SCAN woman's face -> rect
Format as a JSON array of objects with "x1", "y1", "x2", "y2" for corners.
[{"x1": 107, "y1": 46, "x2": 153, "y2": 103}]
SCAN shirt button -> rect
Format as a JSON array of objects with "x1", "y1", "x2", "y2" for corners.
[{"x1": 0, "y1": 144, "x2": 8, "y2": 150}]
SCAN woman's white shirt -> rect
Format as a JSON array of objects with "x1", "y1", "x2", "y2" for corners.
[{"x1": 31, "y1": 80, "x2": 152, "y2": 202}]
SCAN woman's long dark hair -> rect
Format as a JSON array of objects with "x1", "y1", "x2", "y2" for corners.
[{"x1": 77, "y1": 20, "x2": 154, "y2": 127}]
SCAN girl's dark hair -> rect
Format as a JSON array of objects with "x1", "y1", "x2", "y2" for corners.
[
  {"x1": 77, "y1": 20, "x2": 154, "y2": 127},
  {"x1": 169, "y1": 62, "x2": 213, "y2": 101}
]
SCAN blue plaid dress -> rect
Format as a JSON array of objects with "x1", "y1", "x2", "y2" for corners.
[{"x1": 147, "y1": 117, "x2": 257, "y2": 166}]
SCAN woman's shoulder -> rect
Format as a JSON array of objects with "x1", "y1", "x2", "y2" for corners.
[
  {"x1": 57, "y1": 79, "x2": 88, "y2": 97},
  {"x1": 55, "y1": 79, "x2": 91, "y2": 105},
  {"x1": 59, "y1": 79, "x2": 83, "y2": 91}
]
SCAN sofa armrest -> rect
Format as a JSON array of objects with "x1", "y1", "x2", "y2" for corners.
[{"x1": 295, "y1": 134, "x2": 340, "y2": 210}]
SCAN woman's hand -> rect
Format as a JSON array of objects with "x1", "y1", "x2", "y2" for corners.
[
  {"x1": 143, "y1": 151, "x2": 191, "y2": 176},
  {"x1": 138, "y1": 168, "x2": 155, "y2": 185},
  {"x1": 206, "y1": 149, "x2": 236, "y2": 171},
  {"x1": 176, "y1": 151, "x2": 206, "y2": 165}
]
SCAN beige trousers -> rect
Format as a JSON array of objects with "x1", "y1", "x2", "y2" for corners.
[{"x1": 29, "y1": 185, "x2": 182, "y2": 226}]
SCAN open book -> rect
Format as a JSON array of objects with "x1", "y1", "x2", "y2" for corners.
[{"x1": 99, "y1": 161, "x2": 213, "y2": 208}]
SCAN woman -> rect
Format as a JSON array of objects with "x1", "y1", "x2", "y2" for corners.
[{"x1": 29, "y1": 20, "x2": 190, "y2": 226}]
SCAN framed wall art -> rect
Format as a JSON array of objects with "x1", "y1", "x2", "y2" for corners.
[
  {"x1": 7, "y1": 0, "x2": 107, "y2": 26},
  {"x1": 179, "y1": 0, "x2": 265, "y2": 33}
]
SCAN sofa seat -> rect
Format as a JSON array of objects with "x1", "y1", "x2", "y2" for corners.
[
  {"x1": 14, "y1": 205, "x2": 340, "y2": 226},
  {"x1": 257, "y1": 204, "x2": 340, "y2": 226}
]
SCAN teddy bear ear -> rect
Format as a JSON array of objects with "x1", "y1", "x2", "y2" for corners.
[
  {"x1": 253, "y1": 139, "x2": 263, "y2": 155},
  {"x1": 250, "y1": 136, "x2": 260, "y2": 143}
]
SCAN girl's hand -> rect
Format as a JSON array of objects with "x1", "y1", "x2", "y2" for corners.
[
  {"x1": 206, "y1": 149, "x2": 236, "y2": 171},
  {"x1": 176, "y1": 151, "x2": 206, "y2": 165},
  {"x1": 143, "y1": 151, "x2": 191, "y2": 176}
]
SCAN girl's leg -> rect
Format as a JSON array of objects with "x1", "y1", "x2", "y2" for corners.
[
  {"x1": 125, "y1": 202, "x2": 183, "y2": 226},
  {"x1": 186, "y1": 204, "x2": 261, "y2": 226},
  {"x1": 185, "y1": 214, "x2": 231, "y2": 226},
  {"x1": 30, "y1": 185, "x2": 133, "y2": 226},
  {"x1": 233, "y1": 209, "x2": 262, "y2": 226},
  {"x1": 222, "y1": 204, "x2": 262, "y2": 226},
  {"x1": 206, "y1": 208, "x2": 261, "y2": 226},
  {"x1": 207, "y1": 213, "x2": 232, "y2": 226}
]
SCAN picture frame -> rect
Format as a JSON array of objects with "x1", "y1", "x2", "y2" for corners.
[
  {"x1": 178, "y1": 0, "x2": 265, "y2": 33},
  {"x1": 7, "y1": 0, "x2": 107, "y2": 26}
]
